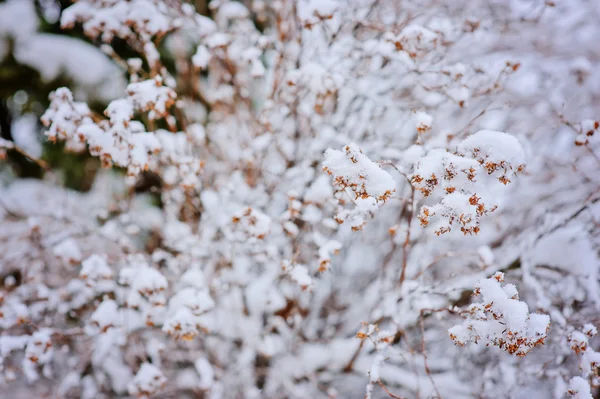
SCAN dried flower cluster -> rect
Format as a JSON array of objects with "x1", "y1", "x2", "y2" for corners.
[
  {"x1": 449, "y1": 272, "x2": 550, "y2": 356},
  {"x1": 414, "y1": 130, "x2": 526, "y2": 235},
  {"x1": 323, "y1": 143, "x2": 395, "y2": 230}
]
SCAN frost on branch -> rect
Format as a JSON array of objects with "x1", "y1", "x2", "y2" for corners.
[
  {"x1": 323, "y1": 143, "x2": 395, "y2": 230},
  {"x1": 128, "y1": 363, "x2": 167, "y2": 398},
  {"x1": 449, "y1": 272, "x2": 550, "y2": 356},
  {"x1": 413, "y1": 130, "x2": 526, "y2": 235}
]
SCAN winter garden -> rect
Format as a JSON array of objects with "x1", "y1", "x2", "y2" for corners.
[{"x1": 0, "y1": 0, "x2": 599, "y2": 398}]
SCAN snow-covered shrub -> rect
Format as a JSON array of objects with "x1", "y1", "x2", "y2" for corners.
[{"x1": 1, "y1": 0, "x2": 599, "y2": 398}]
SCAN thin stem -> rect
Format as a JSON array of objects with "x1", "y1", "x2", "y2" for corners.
[
  {"x1": 399, "y1": 189, "x2": 415, "y2": 287},
  {"x1": 378, "y1": 379, "x2": 408, "y2": 399},
  {"x1": 10, "y1": 145, "x2": 51, "y2": 171}
]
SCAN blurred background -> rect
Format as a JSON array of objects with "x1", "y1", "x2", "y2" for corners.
[{"x1": 0, "y1": 0, "x2": 211, "y2": 191}]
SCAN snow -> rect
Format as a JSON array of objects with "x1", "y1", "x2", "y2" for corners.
[
  {"x1": 205, "y1": 32, "x2": 230, "y2": 48},
  {"x1": 398, "y1": 25, "x2": 439, "y2": 58},
  {"x1": 298, "y1": 0, "x2": 339, "y2": 26},
  {"x1": 120, "y1": 256, "x2": 168, "y2": 306},
  {"x1": 582, "y1": 324, "x2": 597, "y2": 337},
  {"x1": 230, "y1": 207, "x2": 271, "y2": 241},
  {"x1": 580, "y1": 119, "x2": 598, "y2": 136},
  {"x1": 216, "y1": 1, "x2": 250, "y2": 26},
  {"x1": 80, "y1": 254, "x2": 114, "y2": 283},
  {"x1": 15, "y1": 34, "x2": 125, "y2": 100},
  {"x1": 162, "y1": 307, "x2": 203, "y2": 340},
  {"x1": 195, "y1": 357, "x2": 214, "y2": 389},
  {"x1": 289, "y1": 264, "x2": 313, "y2": 290},
  {"x1": 169, "y1": 287, "x2": 215, "y2": 314},
  {"x1": 0, "y1": 0, "x2": 124, "y2": 100},
  {"x1": 2, "y1": 0, "x2": 600, "y2": 397},
  {"x1": 192, "y1": 45, "x2": 211, "y2": 69},
  {"x1": 23, "y1": 329, "x2": 54, "y2": 382},
  {"x1": 126, "y1": 77, "x2": 177, "y2": 119},
  {"x1": 0, "y1": 137, "x2": 15, "y2": 149},
  {"x1": 53, "y1": 238, "x2": 83, "y2": 264},
  {"x1": 458, "y1": 130, "x2": 526, "y2": 169},
  {"x1": 90, "y1": 298, "x2": 121, "y2": 332},
  {"x1": 128, "y1": 363, "x2": 167, "y2": 398},
  {"x1": 317, "y1": 240, "x2": 342, "y2": 271},
  {"x1": 62, "y1": 0, "x2": 171, "y2": 42},
  {"x1": 41, "y1": 87, "x2": 92, "y2": 142},
  {"x1": 449, "y1": 272, "x2": 550, "y2": 356},
  {"x1": 323, "y1": 143, "x2": 396, "y2": 201},
  {"x1": 11, "y1": 114, "x2": 42, "y2": 158},
  {"x1": 412, "y1": 130, "x2": 526, "y2": 235},
  {"x1": 568, "y1": 376, "x2": 592, "y2": 399},
  {"x1": 0, "y1": 0, "x2": 38, "y2": 40},
  {"x1": 0, "y1": 336, "x2": 29, "y2": 362},
  {"x1": 415, "y1": 111, "x2": 433, "y2": 134}
]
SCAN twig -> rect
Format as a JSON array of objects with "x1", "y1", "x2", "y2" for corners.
[
  {"x1": 399, "y1": 189, "x2": 415, "y2": 287},
  {"x1": 418, "y1": 308, "x2": 456, "y2": 399},
  {"x1": 378, "y1": 379, "x2": 408, "y2": 399},
  {"x1": 10, "y1": 145, "x2": 51, "y2": 171},
  {"x1": 343, "y1": 338, "x2": 365, "y2": 373}
]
